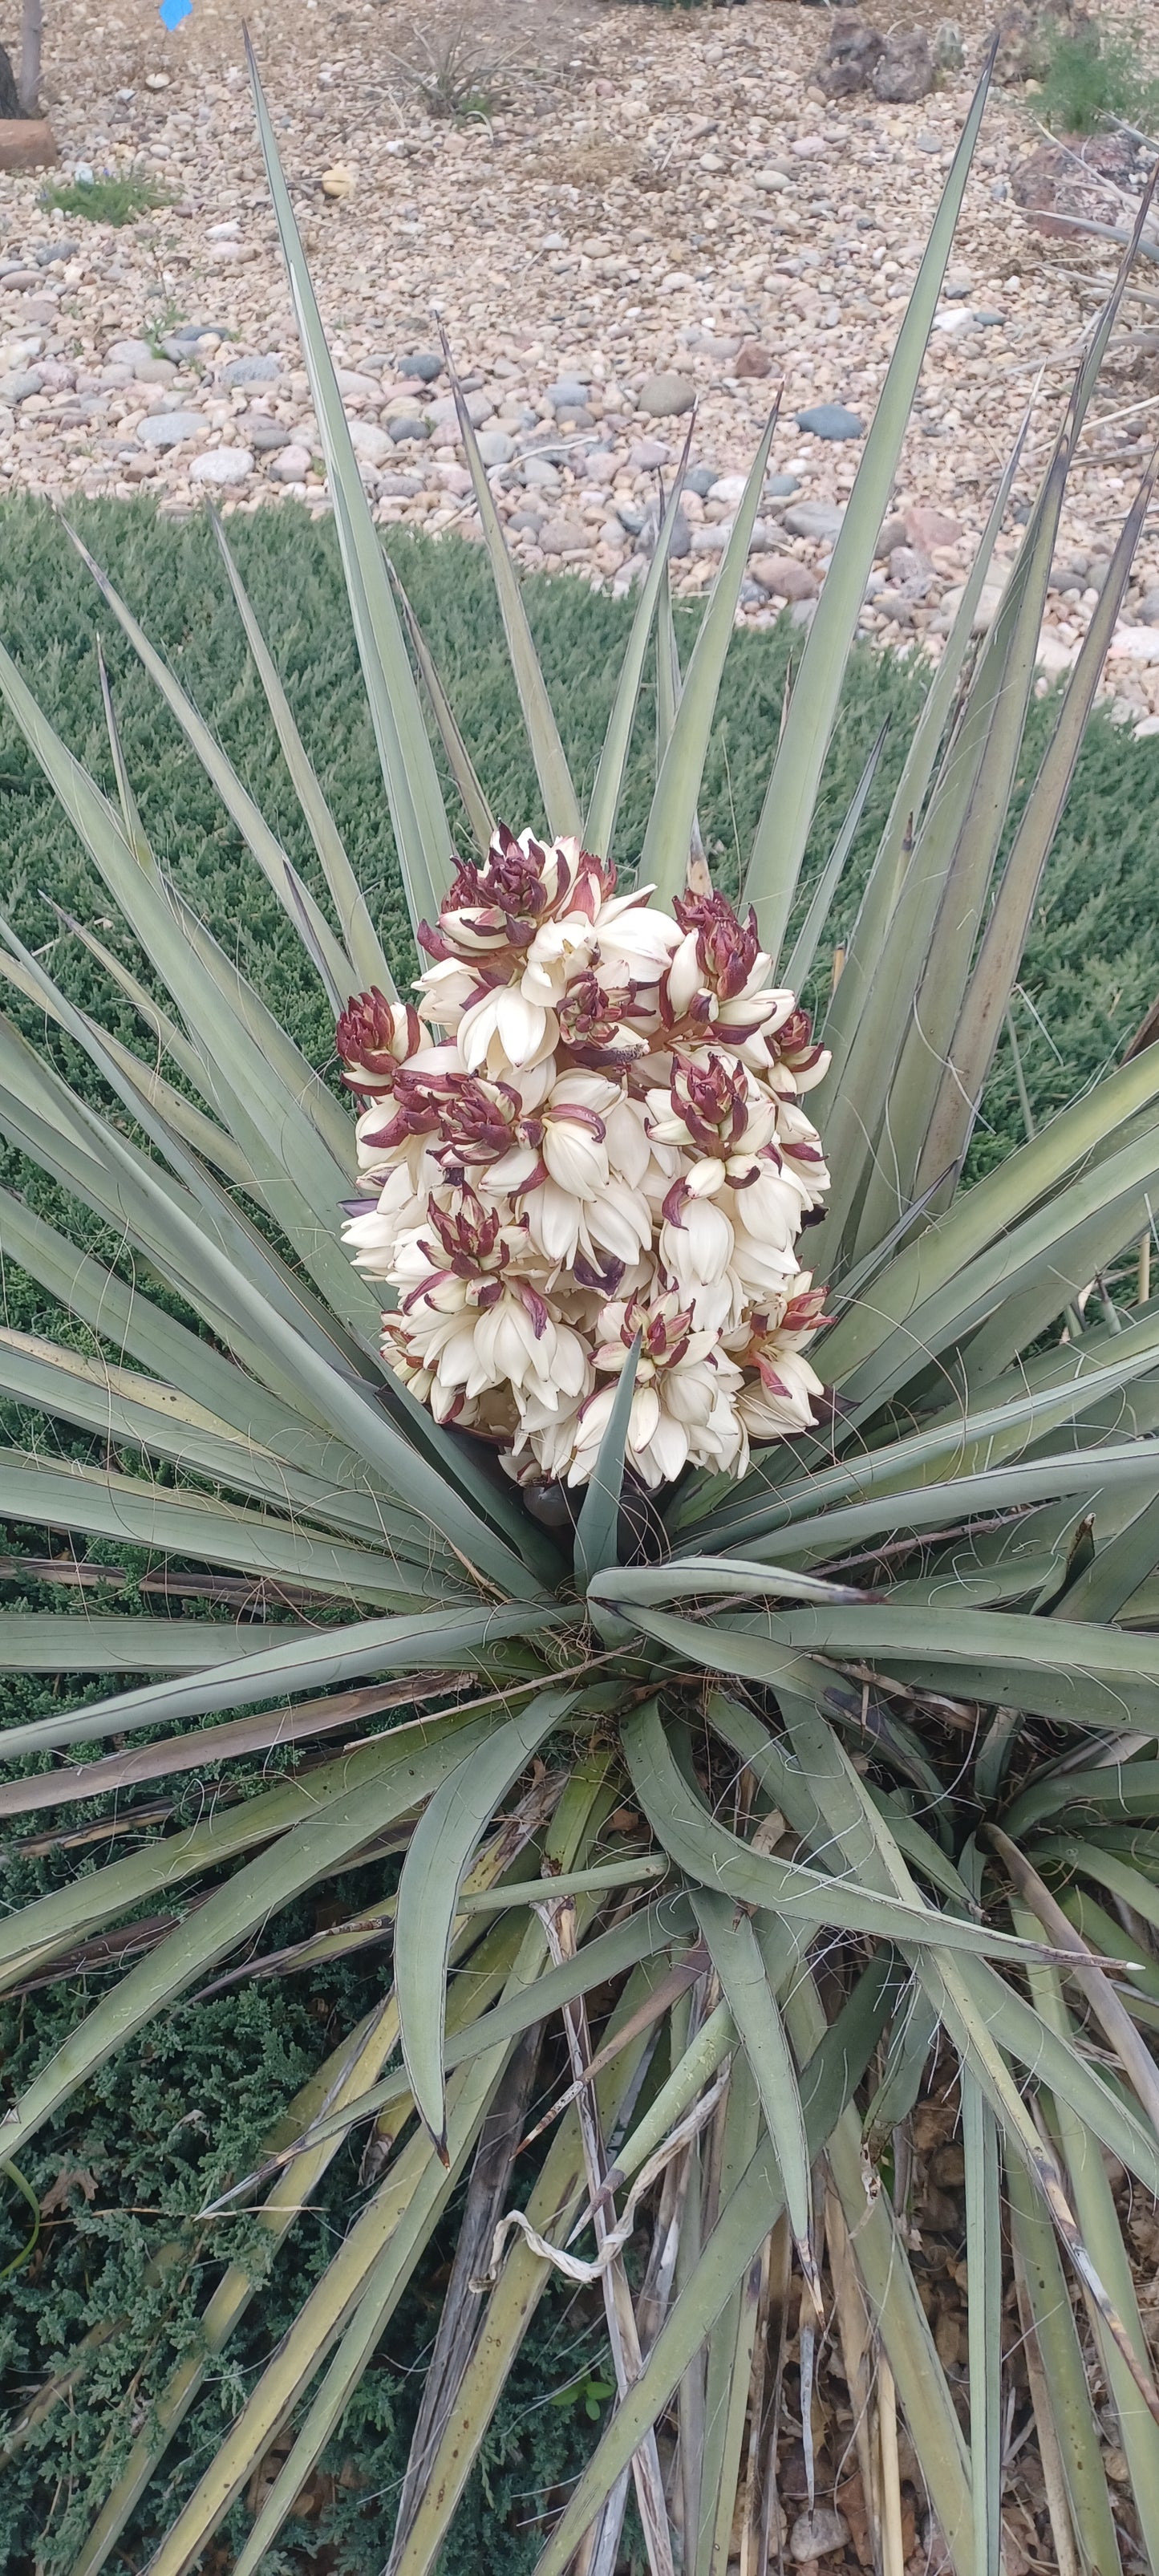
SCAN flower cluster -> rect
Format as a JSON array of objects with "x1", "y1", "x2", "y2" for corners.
[{"x1": 339, "y1": 828, "x2": 830, "y2": 1490}]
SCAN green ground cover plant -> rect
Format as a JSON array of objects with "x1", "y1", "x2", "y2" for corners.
[
  {"x1": 1035, "y1": 14, "x2": 1159, "y2": 136},
  {"x1": 6, "y1": 41, "x2": 1159, "y2": 2576},
  {"x1": 41, "y1": 172, "x2": 173, "y2": 227}
]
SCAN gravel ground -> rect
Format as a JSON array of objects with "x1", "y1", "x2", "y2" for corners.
[{"x1": 4, "y1": 0, "x2": 1159, "y2": 724}]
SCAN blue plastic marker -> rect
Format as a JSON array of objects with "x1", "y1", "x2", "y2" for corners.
[{"x1": 158, "y1": 0, "x2": 191, "y2": 26}]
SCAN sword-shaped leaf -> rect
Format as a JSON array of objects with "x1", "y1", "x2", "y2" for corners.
[
  {"x1": 742, "y1": 54, "x2": 992, "y2": 945},
  {"x1": 210, "y1": 507, "x2": 398, "y2": 996},
  {"x1": 585, "y1": 424, "x2": 694, "y2": 861},
  {"x1": 919, "y1": 455, "x2": 1157, "y2": 1196},
  {"x1": 387, "y1": 554, "x2": 495, "y2": 857},
  {"x1": 446, "y1": 347, "x2": 581, "y2": 842},
  {"x1": 692, "y1": 1889, "x2": 821, "y2": 2312},
  {"x1": 529, "y1": 1957, "x2": 895, "y2": 2576},
  {"x1": 248, "y1": 34, "x2": 454, "y2": 939},
  {"x1": 64, "y1": 519, "x2": 358, "y2": 1003},
  {"x1": 574, "y1": 1329, "x2": 640, "y2": 1591},
  {"x1": 781, "y1": 718, "x2": 889, "y2": 997},
  {"x1": 395, "y1": 1687, "x2": 580, "y2": 2151},
  {"x1": 0, "y1": 1708, "x2": 504, "y2": 2163},
  {"x1": 817, "y1": 424, "x2": 1029, "y2": 1093},
  {"x1": 641, "y1": 404, "x2": 779, "y2": 907}
]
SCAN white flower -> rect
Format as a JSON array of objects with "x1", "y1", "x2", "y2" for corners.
[
  {"x1": 659, "y1": 1191, "x2": 735, "y2": 1305},
  {"x1": 338, "y1": 840, "x2": 832, "y2": 1490},
  {"x1": 457, "y1": 984, "x2": 558, "y2": 1076}
]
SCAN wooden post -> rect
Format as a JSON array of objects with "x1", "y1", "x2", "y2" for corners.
[{"x1": 18, "y1": 0, "x2": 42, "y2": 114}]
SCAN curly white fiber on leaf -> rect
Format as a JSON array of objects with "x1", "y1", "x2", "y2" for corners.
[{"x1": 336, "y1": 826, "x2": 831, "y2": 1490}]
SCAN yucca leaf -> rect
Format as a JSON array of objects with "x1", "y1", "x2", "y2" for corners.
[
  {"x1": 529, "y1": 1954, "x2": 896, "y2": 2576},
  {"x1": 0, "y1": 1450, "x2": 440, "y2": 1610},
  {"x1": 1019, "y1": 1937, "x2": 1159, "y2": 2552},
  {"x1": 1052, "y1": 1483, "x2": 1159, "y2": 1625},
  {"x1": 814, "y1": 210, "x2": 1158, "y2": 1271},
  {"x1": 0, "y1": 1026, "x2": 550, "y2": 1591},
  {"x1": 693, "y1": 2050, "x2": 763, "y2": 2576},
  {"x1": 0, "y1": 695, "x2": 383, "y2": 1348},
  {"x1": 0, "y1": 1616, "x2": 314, "y2": 1677},
  {"x1": 0, "y1": 943, "x2": 253, "y2": 1187},
  {"x1": 656, "y1": 548, "x2": 681, "y2": 765},
  {"x1": 0, "y1": 878, "x2": 375, "y2": 1343},
  {"x1": 214, "y1": 1897, "x2": 691, "y2": 2181},
  {"x1": 210, "y1": 507, "x2": 399, "y2": 996},
  {"x1": 817, "y1": 424, "x2": 1029, "y2": 1096},
  {"x1": 0, "y1": 915, "x2": 379, "y2": 1351},
  {"x1": 445, "y1": 355, "x2": 581, "y2": 843},
  {"x1": 1007, "y1": 2144, "x2": 1119, "y2": 2576},
  {"x1": 742, "y1": 53, "x2": 991, "y2": 944},
  {"x1": 0, "y1": 1186, "x2": 381, "y2": 1493},
  {"x1": 1004, "y1": 1767, "x2": 1159, "y2": 1838},
  {"x1": 460, "y1": 1856, "x2": 667, "y2": 1913},
  {"x1": 1045, "y1": 1840, "x2": 1159, "y2": 1941},
  {"x1": 641, "y1": 406, "x2": 778, "y2": 908},
  {"x1": 0, "y1": 1331, "x2": 436, "y2": 1557},
  {"x1": 64, "y1": 521, "x2": 359, "y2": 1003},
  {"x1": 918, "y1": 456, "x2": 1157, "y2": 1197},
  {"x1": 853, "y1": 413, "x2": 1076, "y2": 1253},
  {"x1": 862, "y1": 1978, "x2": 939, "y2": 2152},
  {"x1": 40, "y1": 896, "x2": 209, "y2": 1097},
  {"x1": 585, "y1": 427, "x2": 693, "y2": 861},
  {"x1": 963, "y1": 2043, "x2": 1003, "y2": 2576},
  {"x1": 71, "y1": 1856, "x2": 549, "y2": 2576},
  {"x1": 229, "y1": 1974, "x2": 538, "y2": 2576},
  {"x1": 0, "y1": 1704, "x2": 495, "y2": 1998},
  {"x1": 66, "y1": 1981, "x2": 424, "y2": 2576},
  {"x1": 828, "y1": 1118, "x2": 1159, "y2": 1421},
  {"x1": 395, "y1": 1686, "x2": 579, "y2": 2151},
  {"x1": 0, "y1": 1707, "x2": 505, "y2": 2162},
  {"x1": 386, "y1": 554, "x2": 495, "y2": 856},
  {"x1": 0, "y1": 634, "x2": 359, "y2": 1191},
  {"x1": 781, "y1": 717, "x2": 888, "y2": 997},
  {"x1": 607, "y1": 1998, "x2": 735, "y2": 2196},
  {"x1": 0, "y1": 1308, "x2": 440, "y2": 1545},
  {"x1": 594, "y1": 1556, "x2": 872, "y2": 1607},
  {"x1": 96, "y1": 639, "x2": 152, "y2": 862},
  {"x1": 774, "y1": 1703, "x2": 1159, "y2": 2198},
  {"x1": 666, "y1": 1596, "x2": 1159, "y2": 1740},
  {"x1": 778, "y1": 1708, "x2": 1159, "y2": 2412},
  {"x1": 695, "y1": 1352, "x2": 1159, "y2": 1555},
  {"x1": 387, "y1": 1959, "x2": 670, "y2": 2576},
  {"x1": 622, "y1": 1697, "x2": 1048, "y2": 1956},
  {"x1": 574, "y1": 1329, "x2": 640, "y2": 1592},
  {"x1": 0, "y1": 1600, "x2": 571, "y2": 1765},
  {"x1": 814, "y1": 1043, "x2": 1159, "y2": 1387},
  {"x1": 989, "y1": 1825, "x2": 1159, "y2": 2145},
  {"x1": 148, "y1": 1930, "x2": 525, "y2": 2576},
  {"x1": 0, "y1": 1677, "x2": 455, "y2": 1824},
  {"x1": 785, "y1": 1961, "x2": 975, "y2": 2565},
  {"x1": 692, "y1": 1889, "x2": 820, "y2": 2311},
  {"x1": 710, "y1": 1446, "x2": 1159, "y2": 1570},
  {"x1": 247, "y1": 37, "x2": 453, "y2": 939}
]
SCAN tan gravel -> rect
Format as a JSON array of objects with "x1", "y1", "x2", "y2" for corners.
[{"x1": 4, "y1": 0, "x2": 1159, "y2": 724}]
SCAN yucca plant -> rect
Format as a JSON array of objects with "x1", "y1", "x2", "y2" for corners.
[{"x1": 6, "y1": 39, "x2": 1159, "y2": 2576}]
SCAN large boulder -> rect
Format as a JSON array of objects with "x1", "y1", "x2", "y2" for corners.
[
  {"x1": 816, "y1": 17, "x2": 885, "y2": 99},
  {"x1": 1011, "y1": 129, "x2": 1138, "y2": 237},
  {"x1": 872, "y1": 27, "x2": 935, "y2": 99}
]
